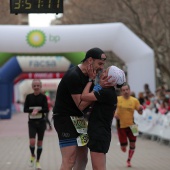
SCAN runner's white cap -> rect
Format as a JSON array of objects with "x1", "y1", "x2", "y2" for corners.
[{"x1": 108, "y1": 66, "x2": 126, "y2": 87}]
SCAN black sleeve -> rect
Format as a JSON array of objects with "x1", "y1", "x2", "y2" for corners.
[
  {"x1": 39, "y1": 95, "x2": 49, "y2": 113},
  {"x1": 66, "y1": 72, "x2": 84, "y2": 95},
  {"x1": 23, "y1": 95, "x2": 32, "y2": 113},
  {"x1": 94, "y1": 89, "x2": 110, "y2": 103},
  {"x1": 94, "y1": 89, "x2": 115, "y2": 103}
]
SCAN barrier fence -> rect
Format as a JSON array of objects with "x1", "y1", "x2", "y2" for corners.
[
  {"x1": 112, "y1": 109, "x2": 170, "y2": 144},
  {"x1": 134, "y1": 109, "x2": 170, "y2": 142}
]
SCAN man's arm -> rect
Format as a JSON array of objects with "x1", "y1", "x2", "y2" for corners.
[
  {"x1": 72, "y1": 81, "x2": 97, "y2": 111},
  {"x1": 114, "y1": 109, "x2": 120, "y2": 119},
  {"x1": 72, "y1": 64, "x2": 96, "y2": 111},
  {"x1": 81, "y1": 82, "x2": 97, "y2": 102},
  {"x1": 71, "y1": 94, "x2": 85, "y2": 111}
]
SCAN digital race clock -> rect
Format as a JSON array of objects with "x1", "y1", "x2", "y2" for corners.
[{"x1": 10, "y1": 0, "x2": 63, "y2": 14}]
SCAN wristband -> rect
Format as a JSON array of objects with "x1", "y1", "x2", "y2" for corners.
[{"x1": 93, "y1": 84, "x2": 102, "y2": 92}]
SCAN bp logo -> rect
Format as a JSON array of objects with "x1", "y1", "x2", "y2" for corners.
[{"x1": 26, "y1": 30, "x2": 46, "y2": 48}]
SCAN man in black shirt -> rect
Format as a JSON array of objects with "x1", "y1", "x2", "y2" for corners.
[
  {"x1": 24, "y1": 79, "x2": 49, "y2": 170},
  {"x1": 53, "y1": 48, "x2": 107, "y2": 170}
]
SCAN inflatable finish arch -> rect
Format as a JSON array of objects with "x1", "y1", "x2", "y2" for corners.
[
  {"x1": 0, "y1": 56, "x2": 71, "y2": 119},
  {"x1": 0, "y1": 23, "x2": 155, "y2": 119}
]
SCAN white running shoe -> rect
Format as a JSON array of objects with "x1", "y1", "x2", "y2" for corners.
[
  {"x1": 35, "y1": 161, "x2": 42, "y2": 170},
  {"x1": 29, "y1": 156, "x2": 35, "y2": 167}
]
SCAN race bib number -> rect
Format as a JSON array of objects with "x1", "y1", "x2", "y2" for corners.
[
  {"x1": 129, "y1": 124, "x2": 139, "y2": 136},
  {"x1": 29, "y1": 113, "x2": 43, "y2": 119},
  {"x1": 77, "y1": 134, "x2": 89, "y2": 146},
  {"x1": 70, "y1": 116, "x2": 88, "y2": 134}
]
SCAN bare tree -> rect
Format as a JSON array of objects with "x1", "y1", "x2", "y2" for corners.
[
  {"x1": 116, "y1": 0, "x2": 170, "y2": 88},
  {"x1": 56, "y1": 0, "x2": 170, "y2": 88}
]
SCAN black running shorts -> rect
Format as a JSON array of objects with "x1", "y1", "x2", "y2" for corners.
[
  {"x1": 87, "y1": 138, "x2": 111, "y2": 154},
  {"x1": 28, "y1": 119, "x2": 46, "y2": 141},
  {"x1": 53, "y1": 116, "x2": 79, "y2": 142}
]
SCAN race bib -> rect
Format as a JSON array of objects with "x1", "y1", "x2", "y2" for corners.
[
  {"x1": 29, "y1": 113, "x2": 43, "y2": 119},
  {"x1": 29, "y1": 106, "x2": 42, "y2": 110},
  {"x1": 129, "y1": 124, "x2": 139, "y2": 136},
  {"x1": 70, "y1": 116, "x2": 89, "y2": 146},
  {"x1": 77, "y1": 134, "x2": 89, "y2": 146},
  {"x1": 70, "y1": 116, "x2": 88, "y2": 134}
]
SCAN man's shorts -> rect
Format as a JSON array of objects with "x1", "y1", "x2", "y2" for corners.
[
  {"x1": 87, "y1": 138, "x2": 111, "y2": 154},
  {"x1": 53, "y1": 116, "x2": 79, "y2": 148},
  {"x1": 117, "y1": 127, "x2": 136, "y2": 146}
]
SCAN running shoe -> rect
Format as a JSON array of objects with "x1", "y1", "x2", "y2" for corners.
[
  {"x1": 29, "y1": 156, "x2": 35, "y2": 167},
  {"x1": 127, "y1": 161, "x2": 131, "y2": 167},
  {"x1": 35, "y1": 161, "x2": 42, "y2": 170}
]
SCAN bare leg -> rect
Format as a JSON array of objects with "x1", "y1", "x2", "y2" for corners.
[
  {"x1": 73, "y1": 146, "x2": 88, "y2": 170},
  {"x1": 90, "y1": 151, "x2": 106, "y2": 170},
  {"x1": 60, "y1": 145, "x2": 77, "y2": 170}
]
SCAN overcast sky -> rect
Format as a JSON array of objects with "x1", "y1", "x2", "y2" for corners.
[{"x1": 28, "y1": 14, "x2": 56, "y2": 27}]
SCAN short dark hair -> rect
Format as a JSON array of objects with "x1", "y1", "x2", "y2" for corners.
[
  {"x1": 81, "y1": 47, "x2": 106, "y2": 62},
  {"x1": 121, "y1": 82, "x2": 130, "y2": 89}
]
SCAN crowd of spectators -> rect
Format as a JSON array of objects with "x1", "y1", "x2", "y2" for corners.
[{"x1": 131, "y1": 84, "x2": 170, "y2": 115}]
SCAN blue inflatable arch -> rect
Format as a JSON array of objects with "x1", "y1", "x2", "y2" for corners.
[{"x1": 0, "y1": 56, "x2": 72, "y2": 119}]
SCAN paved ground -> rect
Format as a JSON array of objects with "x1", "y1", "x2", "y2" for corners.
[{"x1": 0, "y1": 112, "x2": 170, "y2": 170}]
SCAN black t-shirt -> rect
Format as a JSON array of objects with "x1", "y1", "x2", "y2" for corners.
[
  {"x1": 53, "y1": 66, "x2": 92, "y2": 117},
  {"x1": 23, "y1": 93, "x2": 49, "y2": 120},
  {"x1": 88, "y1": 87, "x2": 117, "y2": 141}
]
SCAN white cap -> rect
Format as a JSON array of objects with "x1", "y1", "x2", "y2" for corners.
[{"x1": 108, "y1": 66, "x2": 126, "y2": 86}]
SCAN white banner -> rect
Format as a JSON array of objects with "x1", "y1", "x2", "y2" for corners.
[
  {"x1": 16, "y1": 56, "x2": 71, "y2": 72},
  {"x1": 0, "y1": 24, "x2": 116, "y2": 53},
  {"x1": 0, "y1": 23, "x2": 155, "y2": 95}
]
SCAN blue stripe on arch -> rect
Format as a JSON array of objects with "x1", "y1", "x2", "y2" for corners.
[{"x1": 0, "y1": 57, "x2": 22, "y2": 82}]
